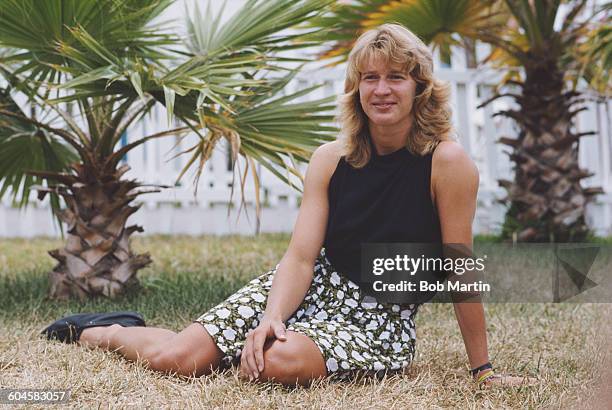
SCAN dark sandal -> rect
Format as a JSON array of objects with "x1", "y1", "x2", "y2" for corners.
[{"x1": 41, "y1": 311, "x2": 145, "y2": 343}]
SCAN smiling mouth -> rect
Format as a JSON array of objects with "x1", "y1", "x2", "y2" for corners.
[{"x1": 372, "y1": 103, "x2": 396, "y2": 109}]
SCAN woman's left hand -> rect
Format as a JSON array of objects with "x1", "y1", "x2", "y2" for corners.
[{"x1": 477, "y1": 371, "x2": 539, "y2": 388}]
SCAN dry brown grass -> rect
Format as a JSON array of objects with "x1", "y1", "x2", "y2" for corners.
[{"x1": 1, "y1": 235, "x2": 610, "y2": 409}]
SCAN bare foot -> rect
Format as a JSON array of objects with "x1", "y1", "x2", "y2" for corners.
[{"x1": 78, "y1": 324, "x2": 121, "y2": 348}]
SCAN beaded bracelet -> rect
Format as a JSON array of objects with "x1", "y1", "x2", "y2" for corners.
[
  {"x1": 470, "y1": 361, "x2": 493, "y2": 377},
  {"x1": 477, "y1": 369, "x2": 496, "y2": 384}
]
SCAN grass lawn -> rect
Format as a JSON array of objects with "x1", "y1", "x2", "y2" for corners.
[{"x1": 1, "y1": 235, "x2": 610, "y2": 408}]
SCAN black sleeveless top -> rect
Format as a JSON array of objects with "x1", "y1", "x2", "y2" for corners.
[{"x1": 323, "y1": 145, "x2": 442, "y2": 285}]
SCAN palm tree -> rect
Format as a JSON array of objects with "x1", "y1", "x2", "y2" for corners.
[
  {"x1": 314, "y1": 0, "x2": 611, "y2": 242},
  {"x1": 0, "y1": 0, "x2": 336, "y2": 299}
]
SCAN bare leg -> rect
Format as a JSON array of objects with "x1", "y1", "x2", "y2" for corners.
[
  {"x1": 78, "y1": 325, "x2": 327, "y2": 384},
  {"x1": 79, "y1": 325, "x2": 176, "y2": 359},
  {"x1": 79, "y1": 323, "x2": 224, "y2": 377}
]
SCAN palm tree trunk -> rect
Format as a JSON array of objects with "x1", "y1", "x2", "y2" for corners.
[
  {"x1": 35, "y1": 164, "x2": 152, "y2": 299},
  {"x1": 498, "y1": 46, "x2": 603, "y2": 242}
]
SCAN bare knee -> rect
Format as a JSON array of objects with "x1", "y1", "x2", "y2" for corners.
[
  {"x1": 258, "y1": 332, "x2": 326, "y2": 386},
  {"x1": 145, "y1": 324, "x2": 223, "y2": 377}
]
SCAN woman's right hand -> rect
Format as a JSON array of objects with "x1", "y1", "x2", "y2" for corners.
[{"x1": 240, "y1": 316, "x2": 287, "y2": 380}]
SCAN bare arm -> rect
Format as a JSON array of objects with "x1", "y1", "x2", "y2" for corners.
[
  {"x1": 431, "y1": 141, "x2": 489, "y2": 374},
  {"x1": 264, "y1": 143, "x2": 340, "y2": 322},
  {"x1": 240, "y1": 141, "x2": 341, "y2": 379}
]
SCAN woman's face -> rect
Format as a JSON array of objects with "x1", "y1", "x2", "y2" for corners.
[{"x1": 358, "y1": 57, "x2": 417, "y2": 128}]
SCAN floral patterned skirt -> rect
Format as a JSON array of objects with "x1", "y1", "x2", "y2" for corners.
[{"x1": 194, "y1": 248, "x2": 419, "y2": 380}]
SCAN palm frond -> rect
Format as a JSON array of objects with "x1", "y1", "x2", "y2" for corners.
[
  {"x1": 185, "y1": 0, "x2": 332, "y2": 56},
  {"x1": 312, "y1": 0, "x2": 505, "y2": 64},
  {"x1": 0, "y1": 0, "x2": 175, "y2": 73},
  {"x1": 0, "y1": 87, "x2": 77, "y2": 210},
  {"x1": 174, "y1": 70, "x2": 336, "y2": 190}
]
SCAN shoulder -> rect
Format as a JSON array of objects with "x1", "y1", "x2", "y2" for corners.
[
  {"x1": 312, "y1": 139, "x2": 345, "y2": 161},
  {"x1": 432, "y1": 141, "x2": 478, "y2": 178},
  {"x1": 432, "y1": 140, "x2": 471, "y2": 165},
  {"x1": 309, "y1": 140, "x2": 345, "y2": 177},
  {"x1": 431, "y1": 141, "x2": 479, "y2": 198}
]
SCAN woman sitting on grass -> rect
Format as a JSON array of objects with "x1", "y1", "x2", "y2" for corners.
[{"x1": 42, "y1": 24, "x2": 527, "y2": 387}]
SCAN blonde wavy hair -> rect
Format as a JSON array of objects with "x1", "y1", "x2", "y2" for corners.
[{"x1": 338, "y1": 23, "x2": 454, "y2": 168}]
